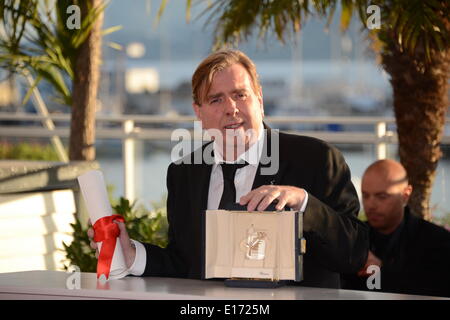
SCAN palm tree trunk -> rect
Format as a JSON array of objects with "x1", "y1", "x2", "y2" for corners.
[
  {"x1": 69, "y1": 0, "x2": 104, "y2": 160},
  {"x1": 381, "y1": 36, "x2": 450, "y2": 220}
]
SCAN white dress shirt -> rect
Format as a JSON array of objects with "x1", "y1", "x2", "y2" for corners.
[{"x1": 128, "y1": 126, "x2": 308, "y2": 276}]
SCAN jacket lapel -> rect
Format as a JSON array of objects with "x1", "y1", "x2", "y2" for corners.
[
  {"x1": 252, "y1": 125, "x2": 287, "y2": 190},
  {"x1": 191, "y1": 127, "x2": 287, "y2": 208},
  {"x1": 187, "y1": 154, "x2": 212, "y2": 278},
  {"x1": 190, "y1": 141, "x2": 214, "y2": 213}
]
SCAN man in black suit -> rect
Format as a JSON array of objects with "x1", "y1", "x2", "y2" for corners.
[
  {"x1": 342, "y1": 159, "x2": 450, "y2": 297},
  {"x1": 89, "y1": 50, "x2": 369, "y2": 289}
]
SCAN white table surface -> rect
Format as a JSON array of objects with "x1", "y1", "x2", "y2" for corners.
[{"x1": 0, "y1": 270, "x2": 446, "y2": 300}]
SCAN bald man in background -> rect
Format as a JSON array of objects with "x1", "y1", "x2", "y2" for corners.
[{"x1": 342, "y1": 159, "x2": 450, "y2": 297}]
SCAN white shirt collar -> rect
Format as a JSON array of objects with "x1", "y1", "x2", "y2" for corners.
[{"x1": 212, "y1": 125, "x2": 265, "y2": 167}]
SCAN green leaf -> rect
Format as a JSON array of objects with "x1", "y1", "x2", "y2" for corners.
[
  {"x1": 0, "y1": 1, "x2": 5, "y2": 21},
  {"x1": 101, "y1": 25, "x2": 122, "y2": 37},
  {"x1": 71, "y1": 1, "x2": 108, "y2": 48},
  {"x1": 430, "y1": 28, "x2": 444, "y2": 52},
  {"x1": 154, "y1": 0, "x2": 168, "y2": 27},
  {"x1": 340, "y1": 0, "x2": 353, "y2": 31},
  {"x1": 21, "y1": 73, "x2": 42, "y2": 106},
  {"x1": 186, "y1": 0, "x2": 192, "y2": 22},
  {"x1": 404, "y1": 25, "x2": 420, "y2": 55},
  {"x1": 424, "y1": 34, "x2": 431, "y2": 63},
  {"x1": 34, "y1": 64, "x2": 71, "y2": 103},
  {"x1": 106, "y1": 41, "x2": 123, "y2": 51}
]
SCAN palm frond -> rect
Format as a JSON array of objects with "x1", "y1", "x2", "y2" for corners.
[
  {"x1": 154, "y1": 0, "x2": 168, "y2": 28},
  {"x1": 198, "y1": 0, "x2": 448, "y2": 61},
  {"x1": 202, "y1": 0, "x2": 318, "y2": 49},
  {"x1": 102, "y1": 25, "x2": 122, "y2": 37},
  {"x1": 364, "y1": 0, "x2": 449, "y2": 61},
  {"x1": 340, "y1": 0, "x2": 353, "y2": 31},
  {"x1": 0, "y1": 0, "x2": 118, "y2": 107},
  {"x1": 21, "y1": 73, "x2": 42, "y2": 105},
  {"x1": 186, "y1": 0, "x2": 192, "y2": 22}
]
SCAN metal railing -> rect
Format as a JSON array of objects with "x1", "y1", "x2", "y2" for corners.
[{"x1": 1, "y1": 112, "x2": 450, "y2": 201}]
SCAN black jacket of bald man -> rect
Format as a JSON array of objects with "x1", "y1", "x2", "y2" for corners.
[{"x1": 342, "y1": 207, "x2": 450, "y2": 297}]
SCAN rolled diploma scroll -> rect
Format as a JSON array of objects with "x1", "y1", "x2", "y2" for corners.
[{"x1": 77, "y1": 170, "x2": 129, "y2": 280}]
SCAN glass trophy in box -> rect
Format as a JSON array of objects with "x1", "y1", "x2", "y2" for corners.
[{"x1": 201, "y1": 208, "x2": 306, "y2": 288}]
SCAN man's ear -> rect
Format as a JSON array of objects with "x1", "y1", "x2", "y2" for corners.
[{"x1": 403, "y1": 184, "x2": 413, "y2": 204}]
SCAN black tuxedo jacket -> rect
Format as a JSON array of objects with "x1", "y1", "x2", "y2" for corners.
[
  {"x1": 141, "y1": 128, "x2": 369, "y2": 289},
  {"x1": 342, "y1": 207, "x2": 450, "y2": 297}
]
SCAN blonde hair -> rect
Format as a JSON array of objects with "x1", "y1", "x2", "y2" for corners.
[{"x1": 191, "y1": 49, "x2": 261, "y2": 105}]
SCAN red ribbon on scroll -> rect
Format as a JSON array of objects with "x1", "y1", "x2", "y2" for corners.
[{"x1": 93, "y1": 214, "x2": 125, "y2": 279}]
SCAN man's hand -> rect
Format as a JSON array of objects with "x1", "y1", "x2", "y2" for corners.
[
  {"x1": 239, "y1": 185, "x2": 306, "y2": 211},
  {"x1": 87, "y1": 218, "x2": 136, "y2": 269},
  {"x1": 357, "y1": 250, "x2": 382, "y2": 277}
]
